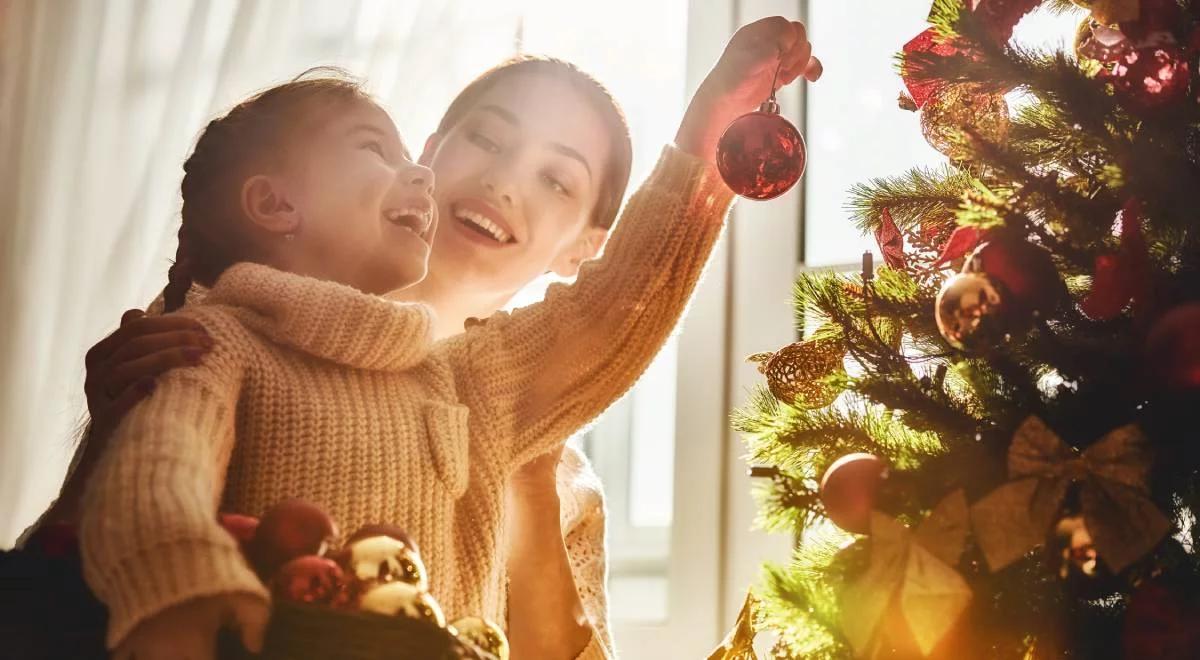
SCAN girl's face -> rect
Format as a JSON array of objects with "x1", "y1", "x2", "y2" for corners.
[
  {"x1": 422, "y1": 73, "x2": 613, "y2": 298},
  {"x1": 276, "y1": 100, "x2": 437, "y2": 295}
]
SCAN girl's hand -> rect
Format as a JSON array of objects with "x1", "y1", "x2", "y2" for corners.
[
  {"x1": 676, "y1": 16, "x2": 823, "y2": 164},
  {"x1": 113, "y1": 593, "x2": 268, "y2": 660},
  {"x1": 84, "y1": 309, "x2": 213, "y2": 439}
]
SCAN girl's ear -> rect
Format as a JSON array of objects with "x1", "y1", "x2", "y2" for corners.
[
  {"x1": 549, "y1": 226, "x2": 609, "y2": 277},
  {"x1": 419, "y1": 133, "x2": 442, "y2": 167},
  {"x1": 241, "y1": 175, "x2": 300, "y2": 236}
]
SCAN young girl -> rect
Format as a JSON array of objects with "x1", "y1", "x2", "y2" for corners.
[{"x1": 65, "y1": 18, "x2": 820, "y2": 660}]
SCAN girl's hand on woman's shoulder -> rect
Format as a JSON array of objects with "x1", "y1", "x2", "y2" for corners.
[
  {"x1": 676, "y1": 16, "x2": 823, "y2": 164},
  {"x1": 113, "y1": 593, "x2": 268, "y2": 660}
]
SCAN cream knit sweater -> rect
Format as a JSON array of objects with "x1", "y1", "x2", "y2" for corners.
[{"x1": 79, "y1": 145, "x2": 733, "y2": 657}]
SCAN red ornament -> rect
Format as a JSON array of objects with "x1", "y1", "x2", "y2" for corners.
[
  {"x1": 875, "y1": 209, "x2": 907, "y2": 269},
  {"x1": 272, "y1": 555, "x2": 347, "y2": 605},
  {"x1": 1082, "y1": 200, "x2": 1149, "y2": 320},
  {"x1": 1110, "y1": 44, "x2": 1191, "y2": 115},
  {"x1": 818, "y1": 453, "x2": 888, "y2": 534},
  {"x1": 250, "y1": 499, "x2": 338, "y2": 577},
  {"x1": 1119, "y1": 0, "x2": 1184, "y2": 43},
  {"x1": 963, "y1": 235, "x2": 1066, "y2": 316},
  {"x1": 1123, "y1": 579, "x2": 1200, "y2": 660},
  {"x1": 970, "y1": 0, "x2": 1043, "y2": 44},
  {"x1": 1145, "y1": 303, "x2": 1200, "y2": 391},
  {"x1": 26, "y1": 522, "x2": 79, "y2": 558},
  {"x1": 716, "y1": 98, "x2": 806, "y2": 200}
]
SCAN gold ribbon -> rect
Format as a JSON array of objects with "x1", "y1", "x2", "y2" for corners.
[
  {"x1": 708, "y1": 590, "x2": 759, "y2": 660},
  {"x1": 841, "y1": 490, "x2": 972, "y2": 658},
  {"x1": 970, "y1": 416, "x2": 1170, "y2": 572}
]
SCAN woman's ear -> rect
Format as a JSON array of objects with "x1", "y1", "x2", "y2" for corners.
[
  {"x1": 241, "y1": 175, "x2": 300, "y2": 236},
  {"x1": 419, "y1": 133, "x2": 442, "y2": 167},
  {"x1": 549, "y1": 226, "x2": 609, "y2": 277}
]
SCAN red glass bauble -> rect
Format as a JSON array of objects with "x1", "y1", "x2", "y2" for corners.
[
  {"x1": 1122, "y1": 579, "x2": 1200, "y2": 660},
  {"x1": 272, "y1": 555, "x2": 346, "y2": 605},
  {"x1": 818, "y1": 453, "x2": 887, "y2": 534},
  {"x1": 716, "y1": 102, "x2": 806, "y2": 201},
  {"x1": 962, "y1": 236, "x2": 1066, "y2": 316},
  {"x1": 250, "y1": 499, "x2": 338, "y2": 577},
  {"x1": 1111, "y1": 45, "x2": 1191, "y2": 115},
  {"x1": 1146, "y1": 302, "x2": 1200, "y2": 391}
]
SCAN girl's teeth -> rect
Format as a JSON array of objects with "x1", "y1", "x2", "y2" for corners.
[{"x1": 457, "y1": 210, "x2": 510, "y2": 243}]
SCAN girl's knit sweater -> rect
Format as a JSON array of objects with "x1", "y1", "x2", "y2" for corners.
[{"x1": 79, "y1": 145, "x2": 734, "y2": 658}]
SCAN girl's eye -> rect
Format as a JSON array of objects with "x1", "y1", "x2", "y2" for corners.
[
  {"x1": 363, "y1": 141, "x2": 386, "y2": 158},
  {"x1": 468, "y1": 131, "x2": 502, "y2": 154},
  {"x1": 542, "y1": 173, "x2": 570, "y2": 197}
]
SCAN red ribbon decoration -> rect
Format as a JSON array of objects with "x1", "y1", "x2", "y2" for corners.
[
  {"x1": 875, "y1": 209, "x2": 907, "y2": 269},
  {"x1": 933, "y1": 226, "x2": 986, "y2": 268},
  {"x1": 1081, "y1": 199, "x2": 1150, "y2": 320},
  {"x1": 902, "y1": 28, "x2": 962, "y2": 109}
]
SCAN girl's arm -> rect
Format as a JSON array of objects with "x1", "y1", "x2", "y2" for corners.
[
  {"x1": 441, "y1": 18, "x2": 818, "y2": 471},
  {"x1": 78, "y1": 308, "x2": 267, "y2": 652}
]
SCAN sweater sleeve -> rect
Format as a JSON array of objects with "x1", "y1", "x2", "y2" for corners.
[
  {"x1": 78, "y1": 309, "x2": 268, "y2": 649},
  {"x1": 441, "y1": 145, "x2": 734, "y2": 470}
]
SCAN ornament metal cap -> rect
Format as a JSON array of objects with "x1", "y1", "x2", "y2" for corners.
[{"x1": 759, "y1": 98, "x2": 780, "y2": 115}]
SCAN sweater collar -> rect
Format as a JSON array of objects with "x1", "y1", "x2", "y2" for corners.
[{"x1": 204, "y1": 262, "x2": 433, "y2": 372}]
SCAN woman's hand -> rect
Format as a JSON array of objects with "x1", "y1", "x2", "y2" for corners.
[
  {"x1": 676, "y1": 16, "x2": 823, "y2": 164},
  {"x1": 506, "y1": 445, "x2": 593, "y2": 659},
  {"x1": 44, "y1": 309, "x2": 212, "y2": 525},
  {"x1": 112, "y1": 593, "x2": 268, "y2": 660},
  {"x1": 508, "y1": 444, "x2": 566, "y2": 505},
  {"x1": 84, "y1": 309, "x2": 213, "y2": 438}
]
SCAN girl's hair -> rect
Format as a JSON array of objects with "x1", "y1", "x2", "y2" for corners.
[
  {"x1": 162, "y1": 68, "x2": 373, "y2": 313},
  {"x1": 435, "y1": 55, "x2": 633, "y2": 231}
]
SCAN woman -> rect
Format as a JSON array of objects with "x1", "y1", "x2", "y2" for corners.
[{"x1": 32, "y1": 17, "x2": 821, "y2": 659}]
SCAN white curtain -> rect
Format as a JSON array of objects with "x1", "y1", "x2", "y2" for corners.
[{"x1": 0, "y1": 0, "x2": 536, "y2": 547}]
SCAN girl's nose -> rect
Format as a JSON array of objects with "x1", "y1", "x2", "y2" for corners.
[{"x1": 405, "y1": 162, "x2": 434, "y2": 194}]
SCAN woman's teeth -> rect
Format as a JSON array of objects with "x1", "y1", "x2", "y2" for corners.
[{"x1": 455, "y1": 209, "x2": 512, "y2": 244}]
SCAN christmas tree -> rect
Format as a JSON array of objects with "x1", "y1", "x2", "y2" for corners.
[{"x1": 721, "y1": 1, "x2": 1200, "y2": 658}]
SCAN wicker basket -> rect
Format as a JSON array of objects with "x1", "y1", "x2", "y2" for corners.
[{"x1": 218, "y1": 600, "x2": 497, "y2": 660}]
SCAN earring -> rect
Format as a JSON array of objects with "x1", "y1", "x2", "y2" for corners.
[{"x1": 284, "y1": 233, "x2": 295, "y2": 241}]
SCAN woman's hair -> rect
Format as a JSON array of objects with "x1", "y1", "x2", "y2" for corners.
[
  {"x1": 162, "y1": 68, "x2": 373, "y2": 312},
  {"x1": 435, "y1": 55, "x2": 633, "y2": 231}
]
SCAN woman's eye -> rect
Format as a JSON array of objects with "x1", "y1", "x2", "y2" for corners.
[
  {"x1": 468, "y1": 131, "x2": 501, "y2": 154},
  {"x1": 542, "y1": 173, "x2": 570, "y2": 197}
]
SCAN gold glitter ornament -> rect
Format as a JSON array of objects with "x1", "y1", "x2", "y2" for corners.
[
  {"x1": 920, "y1": 85, "x2": 1009, "y2": 161},
  {"x1": 748, "y1": 334, "x2": 846, "y2": 408},
  {"x1": 450, "y1": 617, "x2": 510, "y2": 660}
]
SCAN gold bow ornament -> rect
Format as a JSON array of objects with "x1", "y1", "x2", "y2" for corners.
[
  {"x1": 841, "y1": 490, "x2": 972, "y2": 658},
  {"x1": 708, "y1": 590, "x2": 760, "y2": 660},
  {"x1": 969, "y1": 416, "x2": 1170, "y2": 573}
]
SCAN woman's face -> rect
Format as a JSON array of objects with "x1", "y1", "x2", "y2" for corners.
[{"x1": 422, "y1": 72, "x2": 613, "y2": 298}]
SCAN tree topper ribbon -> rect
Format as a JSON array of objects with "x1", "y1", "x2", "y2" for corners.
[
  {"x1": 970, "y1": 416, "x2": 1170, "y2": 573},
  {"x1": 841, "y1": 490, "x2": 972, "y2": 657}
]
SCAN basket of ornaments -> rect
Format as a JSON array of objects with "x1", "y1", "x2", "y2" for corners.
[{"x1": 216, "y1": 499, "x2": 509, "y2": 660}]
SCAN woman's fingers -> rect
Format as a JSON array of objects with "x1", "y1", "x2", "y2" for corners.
[
  {"x1": 228, "y1": 595, "x2": 270, "y2": 653},
  {"x1": 804, "y1": 56, "x2": 824, "y2": 82},
  {"x1": 86, "y1": 313, "x2": 206, "y2": 370},
  {"x1": 105, "y1": 347, "x2": 204, "y2": 395},
  {"x1": 108, "y1": 330, "x2": 212, "y2": 367}
]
